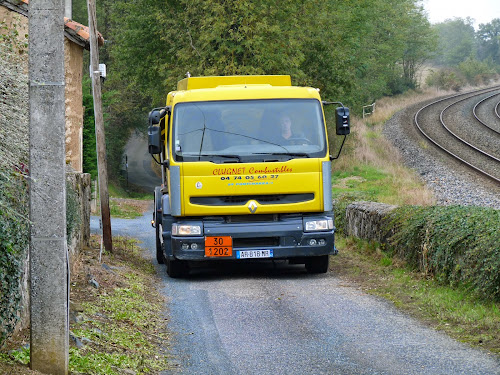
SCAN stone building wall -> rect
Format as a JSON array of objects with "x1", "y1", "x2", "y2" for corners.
[
  {"x1": 64, "y1": 39, "x2": 84, "y2": 172},
  {"x1": 0, "y1": 5, "x2": 28, "y2": 48},
  {"x1": 66, "y1": 171, "x2": 92, "y2": 272},
  {"x1": 1, "y1": 1, "x2": 85, "y2": 172}
]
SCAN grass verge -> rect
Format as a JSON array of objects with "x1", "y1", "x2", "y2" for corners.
[
  {"x1": 0, "y1": 235, "x2": 174, "y2": 375},
  {"x1": 108, "y1": 182, "x2": 151, "y2": 201},
  {"x1": 331, "y1": 236, "x2": 500, "y2": 355},
  {"x1": 92, "y1": 181, "x2": 152, "y2": 219}
]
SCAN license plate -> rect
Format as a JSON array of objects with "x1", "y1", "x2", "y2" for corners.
[
  {"x1": 205, "y1": 236, "x2": 232, "y2": 257},
  {"x1": 236, "y1": 250, "x2": 274, "y2": 259}
]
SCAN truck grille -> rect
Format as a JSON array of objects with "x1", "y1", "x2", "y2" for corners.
[{"x1": 190, "y1": 193, "x2": 314, "y2": 206}]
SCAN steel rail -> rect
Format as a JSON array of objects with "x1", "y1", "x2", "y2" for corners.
[
  {"x1": 495, "y1": 99, "x2": 500, "y2": 120},
  {"x1": 414, "y1": 86, "x2": 500, "y2": 185},
  {"x1": 440, "y1": 93, "x2": 500, "y2": 163},
  {"x1": 472, "y1": 92, "x2": 500, "y2": 136}
]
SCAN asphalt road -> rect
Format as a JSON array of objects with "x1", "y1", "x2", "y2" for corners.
[{"x1": 91, "y1": 213, "x2": 500, "y2": 375}]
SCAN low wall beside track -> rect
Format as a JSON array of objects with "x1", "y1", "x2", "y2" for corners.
[{"x1": 344, "y1": 201, "x2": 397, "y2": 243}]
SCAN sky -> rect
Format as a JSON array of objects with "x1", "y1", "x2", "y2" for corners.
[{"x1": 422, "y1": 0, "x2": 500, "y2": 28}]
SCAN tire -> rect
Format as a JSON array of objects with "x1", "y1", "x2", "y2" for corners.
[
  {"x1": 166, "y1": 258, "x2": 189, "y2": 278},
  {"x1": 305, "y1": 255, "x2": 329, "y2": 274},
  {"x1": 156, "y1": 224, "x2": 165, "y2": 264}
]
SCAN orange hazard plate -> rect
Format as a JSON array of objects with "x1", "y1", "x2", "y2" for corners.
[{"x1": 205, "y1": 236, "x2": 233, "y2": 257}]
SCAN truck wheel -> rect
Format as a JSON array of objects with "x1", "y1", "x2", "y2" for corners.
[
  {"x1": 156, "y1": 228, "x2": 165, "y2": 265},
  {"x1": 305, "y1": 255, "x2": 329, "y2": 274},
  {"x1": 166, "y1": 258, "x2": 189, "y2": 278}
]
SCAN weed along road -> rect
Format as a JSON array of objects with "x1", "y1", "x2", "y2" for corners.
[{"x1": 90, "y1": 213, "x2": 500, "y2": 375}]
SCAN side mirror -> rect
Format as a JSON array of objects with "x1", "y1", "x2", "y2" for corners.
[
  {"x1": 335, "y1": 107, "x2": 350, "y2": 135},
  {"x1": 148, "y1": 125, "x2": 162, "y2": 155}
]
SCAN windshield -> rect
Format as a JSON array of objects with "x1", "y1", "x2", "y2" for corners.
[{"x1": 172, "y1": 99, "x2": 327, "y2": 162}]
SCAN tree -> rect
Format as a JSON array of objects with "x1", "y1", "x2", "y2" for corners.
[
  {"x1": 432, "y1": 18, "x2": 476, "y2": 66},
  {"x1": 156, "y1": 0, "x2": 308, "y2": 90},
  {"x1": 477, "y1": 18, "x2": 500, "y2": 65},
  {"x1": 400, "y1": 4, "x2": 436, "y2": 89}
]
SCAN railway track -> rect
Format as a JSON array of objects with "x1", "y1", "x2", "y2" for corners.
[
  {"x1": 414, "y1": 86, "x2": 500, "y2": 185},
  {"x1": 473, "y1": 92, "x2": 500, "y2": 135}
]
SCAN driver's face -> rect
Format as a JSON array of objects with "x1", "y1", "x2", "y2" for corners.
[{"x1": 280, "y1": 116, "x2": 292, "y2": 139}]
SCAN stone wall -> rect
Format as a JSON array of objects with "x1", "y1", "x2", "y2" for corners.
[
  {"x1": 345, "y1": 201, "x2": 398, "y2": 243},
  {"x1": 66, "y1": 171, "x2": 91, "y2": 273}
]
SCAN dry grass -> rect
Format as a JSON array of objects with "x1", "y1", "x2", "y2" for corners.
[
  {"x1": 358, "y1": 120, "x2": 435, "y2": 205},
  {"x1": 363, "y1": 88, "x2": 449, "y2": 127}
]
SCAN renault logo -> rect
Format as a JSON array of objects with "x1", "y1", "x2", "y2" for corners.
[{"x1": 248, "y1": 201, "x2": 258, "y2": 214}]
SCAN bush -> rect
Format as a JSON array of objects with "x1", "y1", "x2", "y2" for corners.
[
  {"x1": 457, "y1": 57, "x2": 496, "y2": 85},
  {"x1": 387, "y1": 205, "x2": 500, "y2": 301},
  {"x1": 425, "y1": 68, "x2": 464, "y2": 91}
]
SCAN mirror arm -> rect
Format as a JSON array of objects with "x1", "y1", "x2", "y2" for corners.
[
  {"x1": 149, "y1": 106, "x2": 171, "y2": 125},
  {"x1": 330, "y1": 135, "x2": 347, "y2": 161},
  {"x1": 322, "y1": 101, "x2": 345, "y2": 107},
  {"x1": 152, "y1": 155, "x2": 170, "y2": 168}
]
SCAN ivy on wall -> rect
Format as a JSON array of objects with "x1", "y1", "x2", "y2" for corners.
[
  {"x1": 388, "y1": 205, "x2": 500, "y2": 302},
  {"x1": 0, "y1": 170, "x2": 83, "y2": 346},
  {"x1": 1, "y1": 22, "x2": 84, "y2": 344},
  {"x1": 0, "y1": 170, "x2": 29, "y2": 344},
  {"x1": 1, "y1": 20, "x2": 30, "y2": 345}
]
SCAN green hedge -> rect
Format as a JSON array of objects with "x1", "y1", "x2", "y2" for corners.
[{"x1": 387, "y1": 205, "x2": 500, "y2": 301}]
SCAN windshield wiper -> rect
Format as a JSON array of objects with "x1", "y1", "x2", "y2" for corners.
[
  {"x1": 252, "y1": 152, "x2": 309, "y2": 158},
  {"x1": 197, "y1": 153, "x2": 241, "y2": 162}
]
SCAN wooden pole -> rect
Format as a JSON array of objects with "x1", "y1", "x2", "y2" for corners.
[{"x1": 87, "y1": 0, "x2": 112, "y2": 252}]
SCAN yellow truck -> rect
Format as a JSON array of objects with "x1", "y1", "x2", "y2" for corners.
[{"x1": 148, "y1": 75, "x2": 350, "y2": 277}]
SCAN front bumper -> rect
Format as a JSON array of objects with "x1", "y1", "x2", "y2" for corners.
[{"x1": 164, "y1": 214, "x2": 336, "y2": 261}]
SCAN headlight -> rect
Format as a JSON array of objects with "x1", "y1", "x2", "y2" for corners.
[
  {"x1": 172, "y1": 224, "x2": 202, "y2": 236},
  {"x1": 304, "y1": 219, "x2": 334, "y2": 232}
]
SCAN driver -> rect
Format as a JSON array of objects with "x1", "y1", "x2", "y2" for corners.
[{"x1": 280, "y1": 115, "x2": 293, "y2": 141}]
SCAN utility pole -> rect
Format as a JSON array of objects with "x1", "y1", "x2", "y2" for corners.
[
  {"x1": 87, "y1": 0, "x2": 112, "y2": 252},
  {"x1": 28, "y1": 0, "x2": 69, "y2": 373}
]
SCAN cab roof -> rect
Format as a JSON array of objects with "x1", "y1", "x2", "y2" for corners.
[
  {"x1": 168, "y1": 76, "x2": 321, "y2": 104},
  {"x1": 177, "y1": 75, "x2": 291, "y2": 90}
]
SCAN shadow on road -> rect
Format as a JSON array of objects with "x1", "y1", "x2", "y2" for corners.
[{"x1": 162, "y1": 259, "x2": 329, "y2": 282}]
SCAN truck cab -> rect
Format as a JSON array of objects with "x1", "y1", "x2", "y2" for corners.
[{"x1": 148, "y1": 75, "x2": 350, "y2": 277}]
